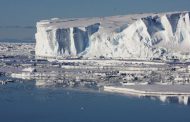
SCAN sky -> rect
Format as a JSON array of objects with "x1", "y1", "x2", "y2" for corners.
[{"x1": 0, "y1": 0, "x2": 190, "y2": 41}]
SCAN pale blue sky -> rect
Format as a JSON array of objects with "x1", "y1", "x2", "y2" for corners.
[
  {"x1": 0, "y1": 0, "x2": 189, "y2": 42},
  {"x1": 0, "y1": 0, "x2": 190, "y2": 26}
]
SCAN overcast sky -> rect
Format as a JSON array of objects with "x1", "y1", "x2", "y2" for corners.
[{"x1": 0, "y1": 0, "x2": 190, "y2": 26}]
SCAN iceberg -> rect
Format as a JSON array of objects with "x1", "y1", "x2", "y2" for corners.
[{"x1": 35, "y1": 11, "x2": 190, "y2": 59}]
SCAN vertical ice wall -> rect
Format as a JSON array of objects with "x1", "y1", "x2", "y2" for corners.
[
  {"x1": 35, "y1": 22, "x2": 100, "y2": 57},
  {"x1": 35, "y1": 12, "x2": 190, "y2": 59}
]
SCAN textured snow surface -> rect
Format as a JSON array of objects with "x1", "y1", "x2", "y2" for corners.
[{"x1": 35, "y1": 11, "x2": 190, "y2": 59}]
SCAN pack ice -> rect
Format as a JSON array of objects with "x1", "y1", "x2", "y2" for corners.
[{"x1": 35, "y1": 11, "x2": 190, "y2": 59}]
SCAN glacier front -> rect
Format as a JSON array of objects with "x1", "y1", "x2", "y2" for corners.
[{"x1": 35, "y1": 11, "x2": 190, "y2": 60}]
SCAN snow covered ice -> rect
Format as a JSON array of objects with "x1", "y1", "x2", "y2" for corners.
[
  {"x1": 1, "y1": 11, "x2": 190, "y2": 106},
  {"x1": 35, "y1": 11, "x2": 190, "y2": 59}
]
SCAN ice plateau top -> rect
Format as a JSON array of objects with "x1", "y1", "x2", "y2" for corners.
[{"x1": 35, "y1": 11, "x2": 190, "y2": 60}]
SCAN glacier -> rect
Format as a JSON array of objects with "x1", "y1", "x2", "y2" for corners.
[{"x1": 35, "y1": 11, "x2": 190, "y2": 60}]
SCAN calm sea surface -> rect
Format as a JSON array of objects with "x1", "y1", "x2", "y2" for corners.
[
  {"x1": 0, "y1": 39, "x2": 190, "y2": 122},
  {"x1": 0, "y1": 81, "x2": 190, "y2": 122}
]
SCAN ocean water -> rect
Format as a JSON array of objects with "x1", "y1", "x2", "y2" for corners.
[
  {"x1": 0, "y1": 81, "x2": 190, "y2": 122},
  {"x1": 0, "y1": 39, "x2": 190, "y2": 122},
  {"x1": 0, "y1": 27, "x2": 35, "y2": 43}
]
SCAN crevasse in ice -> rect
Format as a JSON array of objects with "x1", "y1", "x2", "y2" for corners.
[{"x1": 35, "y1": 12, "x2": 190, "y2": 59}]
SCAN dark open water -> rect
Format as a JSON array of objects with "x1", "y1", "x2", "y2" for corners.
[
  {"x1": 0, "y1": 39, "x2": 190, "y2": 122},
  {"x1": 0, "y1": 81, "x2": 190, "y2": 122}
]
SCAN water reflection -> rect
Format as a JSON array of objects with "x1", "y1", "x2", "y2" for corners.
[
  {"x1": 132, "y1": 95, "x2": 190, "y2": 106},
  {"x1": 160, "y1": 95, "x2": 188, "y2": 105},
  {"x1": 1, "y1": 78, "x2": 190, "y2": 106},
  {"x1": 35, "y1": 79, "x2": 190, "y2": 106}
]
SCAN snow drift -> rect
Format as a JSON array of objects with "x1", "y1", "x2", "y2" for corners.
[{"x1": 35, "y1": 11, "x2": 190, "y2": 59}]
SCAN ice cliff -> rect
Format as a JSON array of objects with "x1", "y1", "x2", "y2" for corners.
[{"x1": 35, "y1": 11, "x2": 190, "y2": 59}]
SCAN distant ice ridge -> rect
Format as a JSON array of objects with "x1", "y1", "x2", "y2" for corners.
[{"x1": 35, "y1": 11, "x2": 190, "y2": 59}]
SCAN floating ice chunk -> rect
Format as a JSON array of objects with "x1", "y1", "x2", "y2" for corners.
[
  {"x1": 35, "y1": 11, "x2": 190, "y2": 60},
  {"x1": 22, "y1": 67, "x2": 37, "y2": 73}
]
